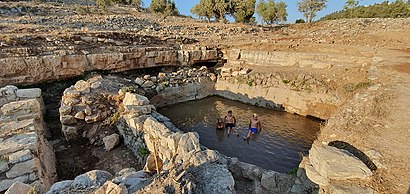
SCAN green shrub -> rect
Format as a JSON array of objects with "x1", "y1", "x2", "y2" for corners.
[
  {"x1": 295, "y1": 19, "x2": 305, "y2": 23},
  {"x1": 138, "y1": 146, "x2": 149, "y2": 157},
  {"x1": 96, "y1": 0, "x2": 112, "y2": 9},
  {"x1": 120, "y1": 86, "x2": 136, "y2": 93},
  {"x1": 289, "y1": 167, "x2": 298, "y2": 175},
  {"x1": 354, "y1": 81, "x2": 372, "y2": 90}
]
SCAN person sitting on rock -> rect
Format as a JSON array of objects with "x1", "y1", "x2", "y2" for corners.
[
  {"x1": 216, "y1": 118, "x2": 224, "y2": 130},
  {"x1": 224, "y1": 110, "x2": 239, "y2": 137},
  {"x1": 244, "y1": 113, "x2": 262, "y2": 140}
]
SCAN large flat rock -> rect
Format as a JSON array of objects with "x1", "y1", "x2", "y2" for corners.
[{"x1": 308, "y1": 144, "x2": 372, "y2": 181}]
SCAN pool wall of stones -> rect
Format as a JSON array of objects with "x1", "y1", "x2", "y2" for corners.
[{"x1": 0, "y1": 45, "x2": 378, "y2": 193}]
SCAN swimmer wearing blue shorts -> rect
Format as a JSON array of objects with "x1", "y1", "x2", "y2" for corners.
[{"x1": 244, "y1": 113, "x2": 262, "y2": 140}]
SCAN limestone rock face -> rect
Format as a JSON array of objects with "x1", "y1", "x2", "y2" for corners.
[
  {"x1": 191, "y1": 163, "x2": 235, "y2": 194},
  {"x1": 308, "y1": 144, "x2": 372, "y2": 183},
  {"x1": 5, "y1": 182, "x2": 34, "y2": 194},
  {"x1": 103, "y1": 134, "x2": 120, "y2": 151}
]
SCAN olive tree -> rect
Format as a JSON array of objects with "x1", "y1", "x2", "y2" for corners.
[
  {"x1": 344, "y1": 0, "x2": 359, "y2": 18},
  {"x1": 256, "y1": 0, "x2": 287, "y2": 24},
  {"x1": 297, "y1": 0, "x2": 327, "y2": 23}
]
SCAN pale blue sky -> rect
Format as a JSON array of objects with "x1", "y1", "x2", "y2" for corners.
[{"x1": 141, "y1": 0, "x2": 388, "y2": 23}]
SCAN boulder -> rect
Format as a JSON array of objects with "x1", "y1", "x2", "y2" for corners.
[
  {"x1": 60, "y1": 115, "x2": 77, "y2": 125},
  {"x1": 90, "y1": 82, "x2": 102, "y2": 89},
  {"x1": 123, "y1": 93, "x2": 149, "y2": 106},
  {"x1": 16, "y1": 88, "x2": 42, "y2": 98},
  {"x1": 1, "y1": 99, "x2": 41, "y2": 118},
  {"x1": 74, "y1": 80, "x2": 91, "y2": 93},
  {"x1": 330, "y1": 184, "x2": 375, "y2": 194},
  {"x1": 74, "y1": 111, "x2": 86, "y2": 120},
  {"x1": 260, "y1": 171, "x2": 294, "y2": 193},
  {"x1": 308, "y1": 144, "x2": 372, "y2": 181},
  {"x1": 239, "y1": 68, "x2": 251, "y2": 75},
  {"x1": 191, "y1": 163, "x2": 234, "y2": 194},
  {"x1": 134, "y1": 78, "x2": 145, "y2": 86},
  {"x1": 62, "y1": 97, "x2": 80, "y2": 106},
  {"x1": 143, "y1": 75, "x2": 151, "y2": 80},
  {"x1": 103, "y1": 134, "x2": 120, "y2": 151},
  {"x1": 189, "y1": 150, "x2": 220, "y2": 166},
  {"x1": 0, "y1": 160, "x2": 9, "y2": 173},
  {"x1": 92, "y1": 181, "x2": 127, "y2": 194},
  {"x1": 46, "y1": 180, "x2": 73, "y2": 194},
  {"x1": 229, "y1": 161, "x2": 263, "y2": 181},
  {"x1": 176, "y1": 132, "x2": 201, "y2": 158},
  {"x1": 8, "y1": 149, "x2": 32, "y2": 164},
  {"x1": 0, "y1": 175, "x2": 28, "y2": 192},
  {"x1": 85, "y1": 106, "x2": 92, "y2": 115},
  {"x1": 112, "y1": 170, "x2": 146, "y2": 193},
  {"x1": 0, "y1": 132, "x2": 37, "y2": 156},
  {"x1": 6, "y1": 159, "x2": 36, "y2": 179},
  {"x1": 59, "y1": 105, "x2": 72, "y2": 115},
  {"x1": 61, "y1": 125, "x2": 78, "y2": 140},
  {"x1": 142, "y1": 81, "x2": 154, "y2": 88},
  {"x1": 5, "y1": 182, "x2": 34, "y2": 194},
  {"x1": 72, "y1": 170, "x2": 113, "y2": 188}
]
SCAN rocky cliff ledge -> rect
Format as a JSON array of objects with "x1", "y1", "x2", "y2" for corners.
[{"x1": 0, "y1": 33, "x2": 219, "y2": 87}]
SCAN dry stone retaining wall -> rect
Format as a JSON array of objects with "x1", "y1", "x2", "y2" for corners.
[{"x1": 0, "y1": 86, "x2": 57, "y2": 193}]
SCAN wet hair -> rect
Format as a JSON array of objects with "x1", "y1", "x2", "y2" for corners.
[{"x1": 228, "y1": 110, "x2": 232, "y2": 114}]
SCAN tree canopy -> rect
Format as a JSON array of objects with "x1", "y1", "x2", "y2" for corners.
[
  {"x1": 321, "y1": 0, "x2": 410, "y2": 20},
  {"x1": 150, "y1": 0, "x2": 179, "y2": 16},
  {"x1": 297, "y1": 0, "x2": 327, "y2": 23},
  {"x1": 191, "y1": 0, "x2": 256, "y2": 23},
  {"x1": 256, "y1": 0, "x2": 288, "y2": 24}
]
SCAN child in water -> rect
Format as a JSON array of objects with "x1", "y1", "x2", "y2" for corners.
[{"x1": 216, "y1": 118, "x2": 224, "y2": 130}]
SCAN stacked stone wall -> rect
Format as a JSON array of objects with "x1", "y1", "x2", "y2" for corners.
[{"x1": 0, "y1": 86, "x2": 56, "y2": 192}]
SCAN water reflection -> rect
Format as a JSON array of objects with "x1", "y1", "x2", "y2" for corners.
[{"x1": 158, "y1": 96, "x2": 320, "y2": 173}]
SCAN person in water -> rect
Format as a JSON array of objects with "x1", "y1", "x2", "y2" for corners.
[
  {"x1": 216, "y1": 118, "x2": 224, "y2": 130},
  {"x1": 224, "y1": 110, "x2": 239, "y2": 136},
  {"x1": 244, "y1": 113, "x2": 262, "y2": 140}
]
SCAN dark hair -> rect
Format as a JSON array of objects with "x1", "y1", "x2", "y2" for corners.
[{"x1": 228, "y1": 110, "x2": 232, "y2": 113}]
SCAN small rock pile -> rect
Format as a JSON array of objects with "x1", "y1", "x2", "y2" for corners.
[{"x1": 134, "y1": 66, "x2": 217, "y2": 93}]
